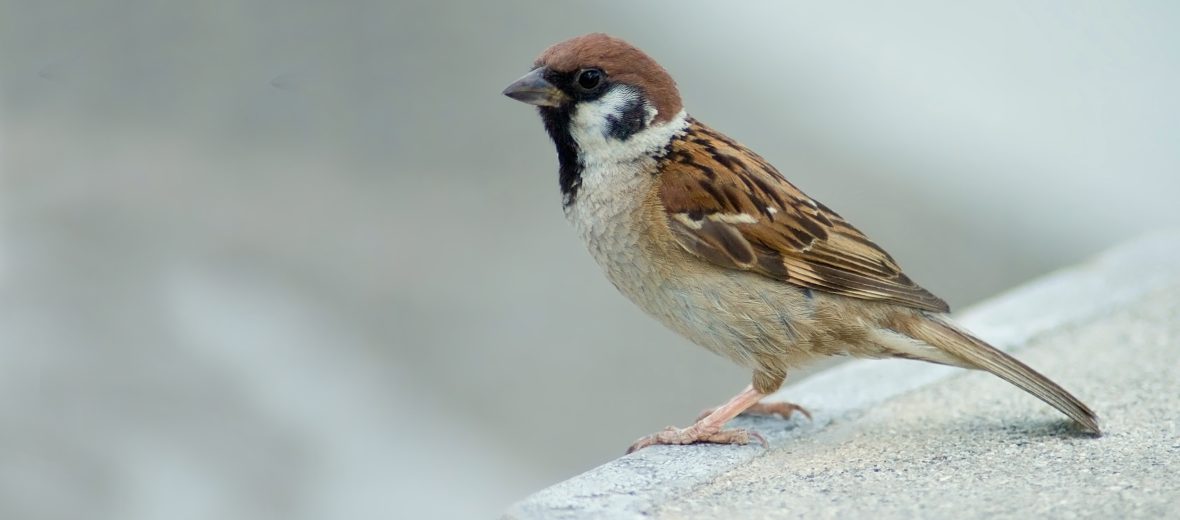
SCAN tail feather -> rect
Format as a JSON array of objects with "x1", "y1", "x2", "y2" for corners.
[{"x1": 900, "y1": 315, "x2": 1101, "y2": 434}]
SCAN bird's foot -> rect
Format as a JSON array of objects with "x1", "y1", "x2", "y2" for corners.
[
  {"x1": 626, "y1": 424, "x2": 766, "y2": 454},
  {"x1": 697, "y1": 401, "x2": 812, "y2": 422}
]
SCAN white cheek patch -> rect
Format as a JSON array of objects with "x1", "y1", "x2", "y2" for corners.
[
  {"x1": 569, "y1": 86, "x2": 688, "y2": 170},
  {"x1": 570, "y1": 86, "x2": 643, "y2": 145}
]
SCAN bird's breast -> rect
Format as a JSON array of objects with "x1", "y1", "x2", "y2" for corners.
[
  {"x1": 563, "y1": 160, "x2": 816, "y2": 370},
  {"x1": 565, "y1": 158, "x2": 699, "y2": 340},
  {"x1": 563, "y1": 159, "x2": 658, "y2": 291}
]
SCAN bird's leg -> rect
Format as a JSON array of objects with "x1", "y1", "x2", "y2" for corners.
[
  {"x1": 627, "y1": 384, "x2": 770, "y2": 453},
  {"x1": 696, "y1": 400, "x2": 812, "y2": 422}
]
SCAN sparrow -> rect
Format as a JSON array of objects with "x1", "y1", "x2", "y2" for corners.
[{"x1": 502, "y1": 33, "x2": 1099, "y2": 453}]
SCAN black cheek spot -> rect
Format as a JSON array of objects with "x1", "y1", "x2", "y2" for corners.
[{"x1": 605, "y1": 97, "x2": 649, "y2": 140}]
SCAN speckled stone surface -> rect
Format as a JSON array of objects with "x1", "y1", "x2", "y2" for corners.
[{"x1": 504, "y1": 232, "x2": 1180, "y2": 519}]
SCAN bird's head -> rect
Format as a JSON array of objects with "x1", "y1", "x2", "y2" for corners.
[{"x1": 503, "y1": 33, "x2": 686, "y2": 202}]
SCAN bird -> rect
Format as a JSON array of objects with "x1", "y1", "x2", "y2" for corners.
[{"x1": 501, "y1": 33, "x2": 1099, "y2": 453}]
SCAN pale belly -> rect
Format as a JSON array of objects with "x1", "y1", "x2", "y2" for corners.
[{"x1": 563, "y1": 171, "x2": 817, "y2": 372}]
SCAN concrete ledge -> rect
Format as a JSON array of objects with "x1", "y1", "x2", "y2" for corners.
[{"x1": 504, "y1": 231, "x2": 1180, "y2": 519}]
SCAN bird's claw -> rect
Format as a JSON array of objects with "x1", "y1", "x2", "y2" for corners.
[{"x1": 626, "y1": 425, "x2": 768, "y2": 454}]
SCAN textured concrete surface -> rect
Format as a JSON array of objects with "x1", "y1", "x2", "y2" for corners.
[{"x1": 504, "y1": 231, "x2": 1180, "y2": 519}]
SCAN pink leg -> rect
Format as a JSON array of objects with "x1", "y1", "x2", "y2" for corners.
[
  {"x1": 697, "y1": 401, "x2": 812, "y2": 422},
  {"x1": 627, "y1": 384, "x2": 769, "y2": 453}
]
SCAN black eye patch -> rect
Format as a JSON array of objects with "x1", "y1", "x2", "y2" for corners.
[{"x1": 544, "y1": 68, "x2": 610, "y2": 102}]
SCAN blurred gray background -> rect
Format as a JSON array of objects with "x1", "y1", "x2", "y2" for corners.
[{"x1": 2, "y1": 1, "x2": 1178, "y2": 518}]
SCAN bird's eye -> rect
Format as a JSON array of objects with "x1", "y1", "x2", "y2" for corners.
[{"x1": 576, "y1": 68, "x2": 603, "y2": 90}]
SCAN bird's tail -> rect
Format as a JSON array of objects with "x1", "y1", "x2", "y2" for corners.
[{"x1": 895, "y1": 314, "x2": 1101, "y2": 434}]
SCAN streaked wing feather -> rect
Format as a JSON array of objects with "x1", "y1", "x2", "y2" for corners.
[{"x1": 660, "y1": 119, "x2": 950, "y2": 313}]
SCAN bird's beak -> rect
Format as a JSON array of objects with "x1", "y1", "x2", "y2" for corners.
[{"x1": 502, "y1": 68, "x2": 567, "y2": 107}]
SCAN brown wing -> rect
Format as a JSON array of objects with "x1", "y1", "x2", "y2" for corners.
[{"x1": 659, "y1": 119, "x2": 949, "y2": 313}]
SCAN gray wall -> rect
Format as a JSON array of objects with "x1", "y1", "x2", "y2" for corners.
[{"x1": 2, "y1": 1, "x2": 1177, "y2": 518}]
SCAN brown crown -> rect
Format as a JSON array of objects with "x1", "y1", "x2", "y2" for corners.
[{"x1": 535, "y1": 33, "x2": 683, "y2": 123}]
